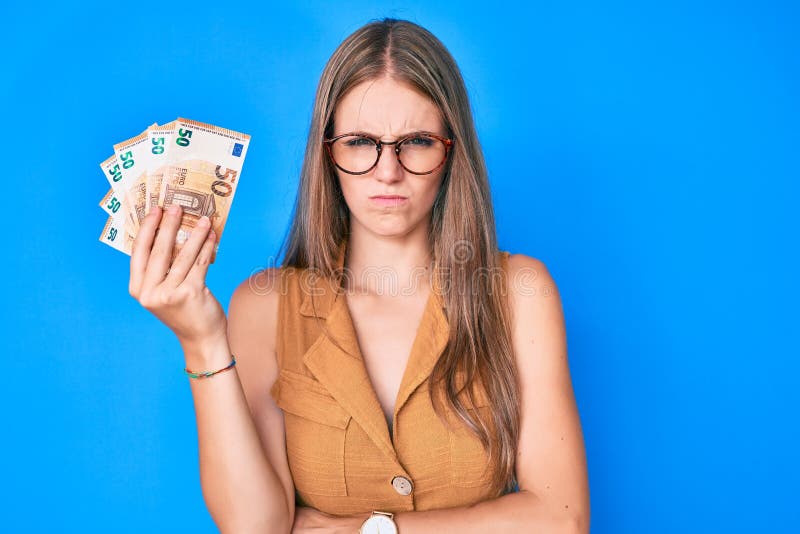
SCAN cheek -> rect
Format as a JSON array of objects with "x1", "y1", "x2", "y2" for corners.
[
  {"x1": 415, "y1": 174, "x2": 445, "y2": 207},
  {"x1": 337, "y1": 175, "x2": 363, "y2": 207}
]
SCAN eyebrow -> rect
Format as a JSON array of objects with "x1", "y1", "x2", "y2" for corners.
[{"x1": 342, "y1": 129, "x2": 440, "y2": 139}]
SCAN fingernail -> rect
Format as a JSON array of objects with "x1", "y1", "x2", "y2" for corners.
[
  {"x1": 168, "y1": 204, "x2": 180, "y2": 215},
  {"x1": 198, "y1": 216, "x2": 210, "y2": 228},
  {"x1": 208, "y1": 230, "x2": 216, "y2": 240}
]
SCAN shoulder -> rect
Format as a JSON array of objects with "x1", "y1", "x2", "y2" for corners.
[
  {"x1": 502, "y1": 252, "x2": 561, "y2": 307},
  {"x1": 227, "y1": 267, "x2": 284, "y2": 358},
  {"x1": 500, "y1": 252, "x2": 566, "y2": 363},
  {"x1": 229, "y1": 267, "x2": 283, "y2": 319}
]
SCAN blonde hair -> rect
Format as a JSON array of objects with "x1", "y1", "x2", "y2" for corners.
[{"x1": 279, "y1": 17, "x2": 520, "y2": 496}]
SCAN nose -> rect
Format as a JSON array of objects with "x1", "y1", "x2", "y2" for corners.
[{"x1": 372, "y1": 141, "x2": 403, "y2": 183}]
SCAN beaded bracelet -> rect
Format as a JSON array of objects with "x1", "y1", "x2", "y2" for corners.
[{"x1": 184, "y1": 356, "x2": 237, "y2": 379}]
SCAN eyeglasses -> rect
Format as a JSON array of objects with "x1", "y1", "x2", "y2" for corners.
[{"x1": 323, "y1": 131, "x2": 454, "y2": 175}]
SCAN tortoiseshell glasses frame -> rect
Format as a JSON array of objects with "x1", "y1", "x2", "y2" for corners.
[{"x1": 323, "y1": 131, "x2": 455, "y2": 176}]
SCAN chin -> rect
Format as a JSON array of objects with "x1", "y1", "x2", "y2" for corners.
[
  {"x1": 371, "y1": 225, "x2": 412, "y2": 238},
  {"x1": 349, "y1": 205, "x2": 430, "y2": 236},
  {"x1": 351, "y1": 216, "x2": 410, "y2": 237}
]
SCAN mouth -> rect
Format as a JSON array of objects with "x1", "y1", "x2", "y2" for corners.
[{"x1": 369, "y1": 195, "x2": 409, "y2": 207}]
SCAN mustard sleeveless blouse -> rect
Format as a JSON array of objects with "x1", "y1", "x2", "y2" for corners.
[{"x1": 269, "y1": 240, "x2": 512, "y2": 516}]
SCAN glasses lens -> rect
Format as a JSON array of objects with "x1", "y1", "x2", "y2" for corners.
[
  {"x1": 398, "y1": 135, "x2": 447, "y2": 174},
  {"x1": 330, "y1": 135, "x2": 378, "y2": 174}
]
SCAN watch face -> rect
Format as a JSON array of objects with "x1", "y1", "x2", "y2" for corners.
[{"x1": 362, "y1": 514, "x2": 397, "y2": 534}]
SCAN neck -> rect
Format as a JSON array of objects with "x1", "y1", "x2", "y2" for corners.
[{"x1": 343, "y1": 221, "x2": 433, "y2": 297}]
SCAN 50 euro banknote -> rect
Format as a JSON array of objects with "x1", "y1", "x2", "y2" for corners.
[
  {"x1": 99, "y1": 204, "x2": 135, "y2": 254},
  {"x1": 146, "y1": 122, "x2": 176, "y2": 216},
  {"x1": 98, "y1": 153, "x2": 136, "y2": 253},
  {"x1": 98, "y1": 118, "x2": 250, "y2": 263}
]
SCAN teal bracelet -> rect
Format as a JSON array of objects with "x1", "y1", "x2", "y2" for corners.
[{"x1": 184, "y1": 356, "x2": 237, "y2": 379}]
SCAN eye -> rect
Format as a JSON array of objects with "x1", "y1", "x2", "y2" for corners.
[
  {"x1": 403, "y1": 135, "x2": 434, "y2": 147},
  {"x1": 343, "y1": 136, "x2": 375, "y2": 147}
]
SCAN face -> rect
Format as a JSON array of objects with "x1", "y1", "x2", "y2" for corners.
[{"x1": 330, "y1": 76, "x2": 448, "y2": 238}]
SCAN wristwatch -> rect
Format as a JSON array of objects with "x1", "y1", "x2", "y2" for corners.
[{"x1": 359, "y1": 510, "x2": 397, "y2": 534}]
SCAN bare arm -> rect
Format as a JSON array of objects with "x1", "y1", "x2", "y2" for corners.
[
  {"x1": 216, "y1": 267, "x2": 296, "y2": 532},
  {"x1": 187, "y1": 268, "x2": 294, "y2": 532},
  {"x1": 128, "y1": 205, "x2": 293, "y2": 532},
  {"x1": 298, "y1": 490, "x2": 576, "y2": 533},
  {"x1": 186, "y1": 334, "x2": 291, "y2": 533}
]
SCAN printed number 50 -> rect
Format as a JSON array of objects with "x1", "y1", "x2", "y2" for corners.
[
  {"x1": 176, "y1": 128, "x2": 192, "y2": 147},
  {"x1": 152, "y1": 136, "x2": 165, "y2": 154}
]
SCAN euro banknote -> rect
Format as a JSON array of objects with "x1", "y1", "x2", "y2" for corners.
[{"x1": 98, "y1": 118, "x2": 250, "y2": 263}]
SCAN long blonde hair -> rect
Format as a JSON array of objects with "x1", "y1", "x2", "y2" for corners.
[{"x1": 279, "y1": 18, "x2": 520, "y2": 496}]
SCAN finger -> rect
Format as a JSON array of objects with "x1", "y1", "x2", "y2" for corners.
[
  {"x1": 142, "y1": 203, "x2": 183, "y2": 288},
  {"x1": 129, "y1": 206, "x2": 163, "y2": 297},
  {"x1": 183, "y1": 229, "x2": 216, "y2": 288},
  {"x1": 164, "y1": 216, "x2": 212, "y2": 286}
]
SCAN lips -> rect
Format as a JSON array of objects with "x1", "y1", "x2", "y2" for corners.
[{"x1": 369, "y1": 195, "x2": 409, "y2": 207}]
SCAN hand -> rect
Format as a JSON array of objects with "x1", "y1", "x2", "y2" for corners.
[
  {"x1": 129, "y1": 204, "x2": 227, "y2": 356},
  {"x1": 291, "y1": 506, "x2": 369, "y2": 533}
]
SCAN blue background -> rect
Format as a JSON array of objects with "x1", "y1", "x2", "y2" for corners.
[{"x1": 2, "y1": 1, "x2": 797, "y2": 532}]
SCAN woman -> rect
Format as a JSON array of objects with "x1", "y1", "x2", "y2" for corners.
[{"x1": 129, "y1": 18, "x2": 589, "y2": 533}]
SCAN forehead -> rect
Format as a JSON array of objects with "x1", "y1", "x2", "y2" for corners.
[{"x1": 333, "y1": 77, "x2": 443, "y2": 136}]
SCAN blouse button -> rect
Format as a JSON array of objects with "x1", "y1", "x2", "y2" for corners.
[{"x1": 391, "y1": 475, "x2": 413, "y2": 496}]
